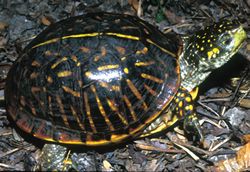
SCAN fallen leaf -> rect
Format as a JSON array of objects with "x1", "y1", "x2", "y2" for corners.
[
  {"x1": 0, "y1": 21, "x2": 8, "y2": 31},
  {"x1": 128, "y1": 0, "x2": 139, "y2": 11},
  {"x1": 40, "y1": 15, "x2": 54, "y2": 26},
  {"x1": 212, "y1": 142, "x2": 250, "y2": 171}
]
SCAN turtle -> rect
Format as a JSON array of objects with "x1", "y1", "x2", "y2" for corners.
[{"x1": 5, "y1": 12, "x2": 247, "y2": 148}]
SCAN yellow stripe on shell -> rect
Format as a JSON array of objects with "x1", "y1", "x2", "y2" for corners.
[
  {"x1": 90, "y1": 85, "x2": 115, "y2": 131},
  {"x1": 62, "y1": 86, "x2": 80, "y2": 97},
  {"x1": 83, "y1": 91, "x2": 97, "y2": 133},
  {"x1": 105, "y1": 33, "x2": 139, "y2": 40},
  {"x1": 141, "y1": 73, "x2": 164, "y2": 84},
  {"x1": 33, "y1": 84, "x2": 180, "y2": 146},
  {"x1": 70, "y1": 106, "x2": 85, "y2": 130},
  {"x1": 134, "y1": 61, "x2": 155, "y2": 66},
  {"x1": 51, "y1": 57, "x2": 68, "y2": 69},
  {"x1": 123, "y1": 95, "x2": 137, "y2": 121},
  {"x1": 55, "y1": 95, "x2": 70, "y2": 127},
  {"x1": 57, "y1": 71, "x2": 72, "y2": 77},
  {"x1": 146, "y1": 39, "x2": 176, "y2": 57},
  {"x1": 106, "y1": 98, "x2": 128, "y2": 125},
  {"x1": 143, "y1": 84, "x2": 157, "y2": 96},
  {"x1": 97, "y1": 64, "x2": 119, "y2": 71},
  {"x1": 126, "y1": 79, "x2": 148, "y2": 110},
  {"x1": 32, "y1": 32, "x2": 174, "y2": 61}
]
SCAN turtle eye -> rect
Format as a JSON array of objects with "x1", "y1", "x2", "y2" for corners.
[
  {"x1": 223, "y1": 37, "x2": 232, "y2": 45},
  {"x1": 220, "y1": 33, "x2": 233, "y2": 47}
]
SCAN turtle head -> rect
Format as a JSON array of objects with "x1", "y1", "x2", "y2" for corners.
[
  {"x1": 195, "y1": 20, "x2": 247, "y2": 69},
  {"x1": 180, "y1": 20, "x2": 247, "y2": 91}
]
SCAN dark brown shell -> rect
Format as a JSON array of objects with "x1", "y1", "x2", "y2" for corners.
[{"x1": 5, "y1": 12, "x2": 181, "y2": 146}]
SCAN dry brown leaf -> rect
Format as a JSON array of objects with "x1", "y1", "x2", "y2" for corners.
[
  {"x1": 40, "y1": 16, "x2": 54, "y2": 26},
  {"x1": 239, "y1": 99, "x2": 250, "y2": 108},
  {"x1": 103, "y1": 160, "x2": 112, "y2": 171},
  {"x1": 164, "y1": 9, "x2": 184, "y2": 24},
  {"x1": 0, "y1": 21, "x2": 8, "y2": 31},
  {"x1": 212, "y1": 142, "x2": 250, "y2": 171},
  {"x1": 243, "y1": 134, "x2": 250, "y2": 143},
  {"x1": 247, "y1": 44, "x2": 250, "y2": 51},
  {"x1": 128, "y1": 0, "x2": 139, "y2": 11}
]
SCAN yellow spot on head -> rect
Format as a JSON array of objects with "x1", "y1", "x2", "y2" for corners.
[
  {"x1": 124, "y1": 68, "x2": 129, "y2": 74},
  {"x1": 175, "y1": 98, "x2": 179, "y2": 103},
  {"x1": 207, "y1": 51, "x2": 213, "y2": 59},
  {"x1": 212, "y1": 47, "x2": 220, "y2": 54},
  {"x1": 179, "y1": 110, "x2": 183, "y2": 116},
  {"x1": 180, "y1": 93, "x2": 185, "y2": 97},
  {"x1": 200, "y1": 47, "x2": 204, "y2": 51},
  {"x1": 185, "y1": 105, "x2": 193, "y2": 111},
  {"x1": 210, "y1": 44, "x2": 213, "y2": 47},
  {"x1": 178, "y1": 101, "x2": 183, "y2": 108},
  {"x1": 185, "y1": 97, "x2": 191, "y2": 102},
  {"x1": 207, "y1": 40, "x2": 211, "y2": 43}
]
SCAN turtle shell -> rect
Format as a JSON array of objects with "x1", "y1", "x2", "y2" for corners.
[{"x1": 5, "y1": 12, "x2": 181, "y2": 146}]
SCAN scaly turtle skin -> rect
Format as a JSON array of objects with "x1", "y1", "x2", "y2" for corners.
[{"x1": 5, "y1": 12, "x2": 246, "y2": 146}]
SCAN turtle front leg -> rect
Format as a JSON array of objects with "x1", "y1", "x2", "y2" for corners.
[{"x1": 174, "y1": 86, "x2": 204, "y2": 142}]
